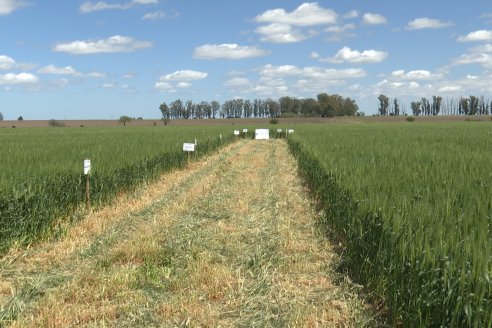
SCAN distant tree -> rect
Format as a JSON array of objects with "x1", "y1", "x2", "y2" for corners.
[
  {"x1": 159, "y1": 102, "x2": 170, "y2": 119},
  {"x1": 119, "y1": 115, "x2": 132, "y2": 126},
  {"x1": 393, "y1": 98, "x2": 400, "y2": 116},
  {"x1": 170, "y1": 99, "x2": 184, "y2": 119},
  {"x1": 432, "y1": 96, "x2": 442, "y2": 115},
  {"x1": 49, "y1": 119, "x2": 65, "y2": 128},
  {"x1": 378, "y1": 94, "x2": 389, "y2": 115},
  {"x1": 421, "y1": 98, "x2": 431, "y2": 116},
  {"x1": 17, "y1": 116, "x2": 23, "y2": 121},
  {"x1": 469, "y1": 96, "x2": 479, "y2": 115},
  {"x1": 210, "y1": 101, "x2": 220, "y2": 118},
  {"x1": 0, "y1": 112, "x2": 3, "y2": 121},
  {"x1": 411, "y1": 101, "x2": 422, "y2": 116}
]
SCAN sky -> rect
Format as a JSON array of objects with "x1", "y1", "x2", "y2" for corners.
[{"x1": 1, "y1": 0, "x2": 492, "y2": 119}]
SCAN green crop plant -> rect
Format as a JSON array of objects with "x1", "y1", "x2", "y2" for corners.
[
  {"x1": 0, "y1": 126, "x2": 234, "y2": 254},
  {"x1": 287, "y1": 122, "x2": 492, "y2": 327}
]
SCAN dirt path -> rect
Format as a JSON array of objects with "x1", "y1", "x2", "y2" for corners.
[{"x1": 1, "y1": 139, "x2": 375, "y2": 327}]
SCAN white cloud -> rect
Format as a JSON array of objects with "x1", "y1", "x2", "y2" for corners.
[
  {"x1": 102, "y1": 82, "x2": 115, "y2": 88},
  {"x1": 142, "y1": 10, "x2": 165, "y2": 20},
  {"x1": 391, "y1": 69, "x2": 437, "y2": 80},
  {"x1": 255, "y1": 23, "x2": 310, "y2": 43},
  {"x1": 86, "y1": 71, "x2": 106, "y2": 78},
  {"x1": 160, "y1": 70, "x2": 208, "y2": 81},
  {"x1": 176, "y1": 82, "x2": 191, "y2": 88},
  {"x1": 0, "y1": 55, "x2": 15, "y2": 70},
  {"x1": 193, "y1": 43, "x2": 270, "y2": 59},
  {"x1": 343, "y1": 10, "x2": 359, "y2": 19},
  {"x1": 458, "y1": 30, "x2": 492, "y2": 42},
  {"x1": 224, "y1": 77, "x2": 251, "y2": 87},
  {"x1": 327, "y1": 46, "x2": 388, "y2": 63},
  {"x1": 260, "y1": 64, "x2": 302, "y2": 76},
  {"x1": 79, "y1": 0, "x2": 158, "y2": 13},
  {"x1": 154, "y1": 81, "x2": 173, "y2": 91},
  {"x1": 438, "y1": 85, "x2": 462, "y2": 93},
  {"x1": 255, "y1": 2, "x2": 337, "y2": 27},
  {"x1": 38, "y1": 64, "x2": 78, "y2": 75},
  {"x1": 0, "y1": 72, "x2": 38, "y2": 84},
  {"x1": 310, "y1": 51, "x2": 320, "y2": 59},
  {"x1": 405, "y1": 17, "x2": 452, "y2": 30},
  {"x1": 363, "y1": 13, "x2": 387, "y2": 25},
  {"x1": 53, "y1": 35, "x2": 153, "y2": 54},
  {"x1": 0, "y1": 0, "x2": 28, "y2": 15},
  {"x1": 325, "y1": 24, "x2": 355, "y2": 34},
  {"x1": 454, "y1": 53, "x2": 492, "y2": 67}
]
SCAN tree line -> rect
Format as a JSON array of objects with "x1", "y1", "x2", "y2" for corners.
[
  {"x1": 159, "y1": 94, "x2": 359, "y2": 120},
  {"x1": 378, "y1": 94, "x2": 492, "y2": 116}
]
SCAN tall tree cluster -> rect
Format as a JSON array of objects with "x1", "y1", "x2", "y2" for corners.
[
  {"x1": 379, "y1": 94, "x2": 491, "y2": 116},
  {"x1": 159, "y1": 94, "x2": 359, "y2": 120}
]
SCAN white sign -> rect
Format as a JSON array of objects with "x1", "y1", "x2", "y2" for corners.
[
  {"x1": 183, "y1": 143, "x2": 195, "y2": 152},
  {"x1": 84, "y1": 159, "x2": 91, "y2": 175},
  {"x1": 234, "y1": 130, "x2": 240, "y2": 136},
  {"x1": 276, "y1": 129, "x2": 282, "y2": 133},
  {"x1": 255, "y1": 128, "x2": 270, "y2": 140},
  {"x1": 288, "y1": 129, "x2": 294, "y2": 134},
  {"x1": 243, "y1": 129, "x2": 248, "y2": 133}
]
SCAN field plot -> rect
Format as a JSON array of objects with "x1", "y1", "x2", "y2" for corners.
[
  {"x1": 0, "y1": 139, "x2": 374, "y2": 327},
  {"x1": 0, "y1": 126, "x2": 234, "y2": 254},
  {"x1": 288, "y1": 122, "x2": 492, "y2": 327}
]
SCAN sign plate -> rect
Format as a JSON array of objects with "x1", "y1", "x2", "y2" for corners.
[
  {"x1": 276, "y1": 129, "x2": 282, "y2": 133},
  {"x1": 243, "y1": 129, "x2": 248, "y2": 133},
  {"x1": 183, "y1": 143, "x2": 195, "y2": 152},
  {"x1": 234, "y1": 130, "x2": 240, "y2": 136},
  {"x1": 288, "y1": 129, "x2": 294, "y2": 134},
  {"x1": 255, "y1": 128, "x2": 270, "y2": 140},
  {"x1": 84, "y1": 159, "x2": 91, "y2": 175}
]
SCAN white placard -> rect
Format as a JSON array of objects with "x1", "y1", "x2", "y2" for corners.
[
  {"x1": 183, "y1": 143, "x2": 195, "y2": 152},
  {"x1": 84, "y1": 159, "x2": 91, "y2": 175},
  {"x1": 255, "y1": 128, "x2": 270, "y2": 140},
  {"x1": 288, "y1": 129, "x2": 294, "y2": 134},
  {"x1": 276, "y1": 129, "x2": 282, "y2": 133},
  {"x1": 234, "y1": 130, "x2": 240, "y2": 136},
  {"x1": 243, "y1": 129, "x2": 248, "y2": 133}
]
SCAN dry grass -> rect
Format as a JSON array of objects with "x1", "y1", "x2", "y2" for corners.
[{"x1": 2, "y1": 139, "x2": 377, "y2": 327}]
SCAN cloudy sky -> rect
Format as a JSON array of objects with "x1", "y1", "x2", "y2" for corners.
[{"x1": 1, "y1": 0, "x2": 492, "y2": 119}]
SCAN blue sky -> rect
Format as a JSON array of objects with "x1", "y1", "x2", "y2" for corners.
[{"x1": 1, "y1": 0, "x2": 492, "y2": 119}]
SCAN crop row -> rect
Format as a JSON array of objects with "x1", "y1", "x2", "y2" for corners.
[
  {"x1": 287, "y1": 122, "x2": 491, "y2": 327},
  {"x1": 0, "y1": 126, "x2": 234, "y2": 254}
]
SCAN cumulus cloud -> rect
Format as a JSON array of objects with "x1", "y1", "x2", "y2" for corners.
[
  {"x1": 53, "y1": 35, "x2": 153, "y2": 54},
  {"x1": 38, "y1": 64, "x2": 78, "y2": 75},
  {"x1": 154, "y1": 70, "x2": 207, "y2": 92},
  {"x1": 255, "y1": 23, "x2": 310, "y2": 43},
  {"x1": 438, "y1": 85, "x2": 462, "y2": 93},
  {"x1": 142, "y1": 10, "x2": 165, "y2": 20},
  {"x1": 193, "y1": 43, "x2": 270, "y2": 59},
  {"x1": 0, "y1": 72, "x2": 38, "y2": 84},
  {"x1": 224, "y1": 77, "x2": 251, "y2": 87},
  {"x1": 255, "y1": 2, "x2": 337, "y2": 26},
  {"x1": 259, "y1": 64, "x2": 366, "y2": 79},
  {"x1": 405, "y1": 17, "x2": 452, "y2": 30},
  {"x1": 453, "y1": 43, "x2": 492, "y2": 68},
  {"x1": 79, "y1": 0, "x2": 158, "y2": 13},
  {"x1": 160, "y1": 70, "x2": 208, "y2": 81},
  {"x1": 363, "y1": 13, "x2": 387, "y2": 25},
  {"x1": 0, "y1": 55, "x2": 15, "y2": 70},
  {"x1": 457, "y1": 30, "x2": 492, "y2": 42},
  {"x1": 326, "y1": 47, "x2": 388, "y2": 63},
  {"x1": 390, "y1": 69, "x2": 438, "y2": 80},
  {"x1": 0, "y1": 0, "x2": 28, "y2": 15},
  {"x1": 343, "y1": 10, "x2": 359, "y2": 19}
]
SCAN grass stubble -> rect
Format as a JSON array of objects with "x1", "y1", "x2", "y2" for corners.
[{"x1": 2, "y1": 139, "x2": 376, "y2": 327}]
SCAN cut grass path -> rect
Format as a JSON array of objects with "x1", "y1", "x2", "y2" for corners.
[{"x1": 1, "y1": 139, "x2": 376, "y2": 327}]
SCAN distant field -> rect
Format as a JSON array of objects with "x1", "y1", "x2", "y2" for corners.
[
  {"x1": 1, "y1": 115, "x2": 490, "y2": 128},
  {"x1": 288, "y1": 122, "x2": 492, "y2": 327}
]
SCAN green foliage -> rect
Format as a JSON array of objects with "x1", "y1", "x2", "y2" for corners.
[
  {"x1": 0, "y1": 126, "x2": 234, "y2": 254},
  {"x1": 18, "y1": 116, "x2": 23, "y2": 121},
  {"x1": 288, "y1": 123, "x2": 492, "y2": 327},
  {"x1": 406, "y1": 116, "x2": 415, "y2": 122},
  {"x1": 118, "y1": 115, "x2": 132, "y2": 126},
  {"x1": 269, "y1": 118, "x2": 279, "y2": 124}
]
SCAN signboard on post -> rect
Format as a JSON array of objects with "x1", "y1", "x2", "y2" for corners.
[
  {"x1": 255, "y1": 128, "x2": 270, "y2": 140},
  {"x1": 243, "y1": 129, "x2": 248, "y2": 133},
  {"x1": 234, "y1": 130, "x2": 240, "y2": 136},
  {"x1": 288, "y1": 129, "x2": 294, "y2": 134},
  {"x1": 84, "y1": 159, "x2": 91, "y2": 175},
  {"x1": 183, "y1": 143, "x2": 195, "y2": 152},
  {"x1": 276, "y1": 129, "x2": 282, "y2": 133}
]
